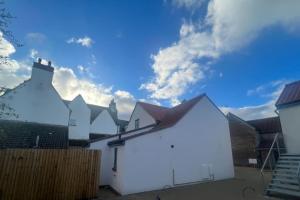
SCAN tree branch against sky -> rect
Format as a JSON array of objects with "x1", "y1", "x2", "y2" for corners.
[{"x1": 0, "y1": 0, "x2": 22, "y2": 64}]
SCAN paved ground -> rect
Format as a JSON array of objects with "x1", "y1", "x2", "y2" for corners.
[{"x1": 97, "y1": 167, "x2": 278, "y2": 200}]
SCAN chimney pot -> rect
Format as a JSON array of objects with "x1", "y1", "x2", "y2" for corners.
[
  {"x1": 48, "y1": 61, "x2": 52, "y2": 66},
  {"x1": 38, "y1": 58, "x2": 42, "y2": 63}
]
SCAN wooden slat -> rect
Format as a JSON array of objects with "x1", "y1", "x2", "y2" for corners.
[{"x1": 0, "y1": 149, "x2": 101, "y2": 200}]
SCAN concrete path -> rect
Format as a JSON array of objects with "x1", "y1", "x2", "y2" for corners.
[{"x1": 97, "y1": 167, "x2": 278, "y2": 200}]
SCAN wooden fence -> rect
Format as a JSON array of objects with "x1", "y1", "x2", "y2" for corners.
[{"x1": 0, "y1": 149, "x2": 101, "y2": 200}]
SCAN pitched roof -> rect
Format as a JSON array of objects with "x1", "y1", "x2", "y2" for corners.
[
  {"x1": 276, "y1": 80, "x2": 300, "y2": 107},
  {"x1": 138, "y1": 102, "x2": 169, "y2": 122},
  {"x1": 227, "y1": 112, "x2": 256, "y2": 130},
  {"x1": 247, "y1": 117, "x2": 282, "y2": 134},
  {"x1": 108, "y1": 94, "x2": 206, "y2": 146},
  {"x1": 63, "y1": 100, "x2": 108, "y2": 123}
]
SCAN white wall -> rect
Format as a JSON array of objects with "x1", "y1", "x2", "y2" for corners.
[
  {"x1": 89, "y1": 125, "x2": 155, "y2": 189},
  {"x1": 278, "y1": 104, "x2": 300, "y2": 154},
  {"x1": 0, "y1": 67, "x2": 69, "y2": 126},
  {"x1": 90, "y1": 138, "x2": 115, "y2": 186},
  {"x1": 126, "y1": 104, "x2": 156, "y2": 131},
  {"x1": 116, "y1": 96, "x2": 234, "y2": 195},
  {"x1": 68, "y1": 95, "x2": 91, "y2": 140},
  {"x1": 90, "y1": 110, "x2": 117, "y2": 135}
]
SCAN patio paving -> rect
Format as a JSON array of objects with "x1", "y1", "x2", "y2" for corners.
[{"x1": 97, "y1": 167, "x2": 278, "y2": 200}]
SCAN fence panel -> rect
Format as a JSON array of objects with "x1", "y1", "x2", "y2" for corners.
[{"x1": 0, "y1": 149, "x2": 101, "y2": 200}]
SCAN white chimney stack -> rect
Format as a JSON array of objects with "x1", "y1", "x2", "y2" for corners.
[{"x1": 31, "y1": 58, "x2": 54, "y2": 86}]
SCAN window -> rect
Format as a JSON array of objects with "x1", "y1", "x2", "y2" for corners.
[
  {"x1": 135, "y1": 119, "x2": 140, "y2": 129},
  {"x1": 112, "y1": 148, "x2": 118, "y2": 172}
]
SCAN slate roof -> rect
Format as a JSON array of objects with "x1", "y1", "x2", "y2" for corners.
[
  {"x1": 276, "y1": 80, "x2": 300, "y2": 107},
  {"x1": 108, "y1": 94, "x2": 206, "y2": 146},
  {"x1": 0, "y1": 119, "x2": 68, "y2": 149},
  {"x1": 247, "y1": 117, "x2": 282, "y2": 134}
]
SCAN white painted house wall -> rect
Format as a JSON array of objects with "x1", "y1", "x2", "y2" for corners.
[
  {"x1": 278, "y1": 104, "x2": 300, "y2": 154},
  {"x1": 0, "y1": 64, "x2": 69, "y2": 126},
  {"x1": 68, "y1": 95, "x2": 91, "y2": 140},
  {"x1": 90, "y1": 137, "x2": 115, "y2": 185},
  {"x1": 89, "y1": 125, "x2": 155, "y2": 187},
  {"x1": 90, "y1": 110, "x2": 117, "y2": 135},
  {"x1": 126, "y1": 104, "x2": 156, "y2": 131},
  {"x1": 109, "y1": 96, "x2": 234, "y2": 195}
]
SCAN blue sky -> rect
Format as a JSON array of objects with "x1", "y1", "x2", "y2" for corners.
[{"x1": 1, "y1": 0, "x2": 300, "y2": 119}]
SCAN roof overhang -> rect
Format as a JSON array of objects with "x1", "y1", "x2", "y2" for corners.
[{"x1": 107, "y1": 139, "x2": 125, "y2": 147}]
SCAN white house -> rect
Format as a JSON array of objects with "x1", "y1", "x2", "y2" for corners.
[
  {"x1": 0, "y1": 60, "x2": 69, "y2": 126},
  {"x1": 0, "y1": 59, "x2": 123, "y2": 145},
  {"x1": 65, "y1": 95, "x2": 91, "y2": 140},
  {"x1": 90, "y1": 94, "x2": 234, "y2": 195},
  {"x1": 276, "y1": 80, "x2": 300, "y2": 154}
]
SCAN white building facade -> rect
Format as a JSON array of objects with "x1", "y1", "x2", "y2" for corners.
[
  {"x1": 90, "y1": 94, "x2": 234, "y2": 195},
  {"x1": 276, "y1": 80, "x2": 300, "y2": 154},
  {"x1": 0, "y1": 59, "x2": 121, "y2": 142}
]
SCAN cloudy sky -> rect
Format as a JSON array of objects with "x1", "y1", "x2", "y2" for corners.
[{"x1": 1, "y1": 0, "x2": 300, "y2": 120}]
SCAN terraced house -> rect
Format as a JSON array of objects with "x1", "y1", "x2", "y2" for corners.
[{"x1": 0, "y1": 59, "x2": 127, "y2": 148}]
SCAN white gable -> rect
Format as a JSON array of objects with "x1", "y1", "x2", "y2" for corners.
[
  {"x1": 68, "y1": 95, "x2": 91, "y2": 140},
  {"x1": 90, "y1": 109, "x2": 117, "y2": 135},
  {"x1": 126, "y1": 104, "x2": 156, "y2": 131},
  {"x1": 0, "y1": 80, "x2": 69, "y2": 126},
  {"x1": 116, "y1": 95, "x2": 234, "y2": 194}
]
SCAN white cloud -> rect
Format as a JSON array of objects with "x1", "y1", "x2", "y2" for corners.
[
  {"x1": 221, "y1": 101, "x2": 276, "y2": 121},
  {"x1": 67, "y1": 36, "x2": 93, "y2": 47},
  {"x1": 29, "y1": 49, "x2": 38, "y2": 59},
  {"x1": 221, "y1": 80, "x2": 288, "y2": 120},
  {"x1": 51, "y1": 66, "x2": 135, "y2": 119},
  {"x1": 171, "y1": 0, "x2": 205, "y2": 9},
  {"x1": 0, "y1": 32, "x2": 16, "y2": 57},
  {"x1": 142, "y1": 0, "x2": 300, "y2": 104},
  {"x1": 0, "y1": 42, "x2": 135, "y2": 120}
]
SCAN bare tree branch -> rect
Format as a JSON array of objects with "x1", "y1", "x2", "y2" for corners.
[{"x1": 0, "y1": 0, "x2": 23, "y2": 64}]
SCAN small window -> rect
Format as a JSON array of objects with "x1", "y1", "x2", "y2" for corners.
[
  {"x1": 112, "y1": 148, "x2": 118, "y2": 172},
  {"x1": 135, "y1": 119, "x2": 140, "y2": 129}
]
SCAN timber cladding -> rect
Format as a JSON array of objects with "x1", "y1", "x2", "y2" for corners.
[{"x1": 0, "y1": 149, "x2": 101, "y2": 200}]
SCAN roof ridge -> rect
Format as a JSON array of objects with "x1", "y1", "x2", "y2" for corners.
[
  {"x1": 286, "y1": 80, "x2": 300, "y2": 86},
  {"x1": 247, "y1": 116, "x2": 279, "y2": 122},
  {"x1": 137, "y1": 101, "x2": 169, "y2": 109}
]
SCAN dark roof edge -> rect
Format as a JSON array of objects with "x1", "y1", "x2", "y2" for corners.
[
  {"x1": 0, "y1": 118, "x2": 68, "y2": 128},
  {"x1": 276, "y1": 100, "x2": 300, "y2": 109},
  {"x1": 227, "y1": 112, "x2": 256, "y2": 131},
  {"x1": 89, "y1": 123, "x2": 156, "y2": 143},
  {"x1": 107, "y1": 94, "x2": 207, "y2": 145}
]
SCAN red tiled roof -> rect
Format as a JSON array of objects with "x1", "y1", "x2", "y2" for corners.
[
  {"x1": 247, "y1": 117, "x2": 282, "y2": 134},
  {"x1": 108, "y1": 94, "x2": 206, "y2": 145},
  {"x1": 138, "y1": 102, "x2": 169, "y2": 122},
  {"x1": 153, "y1": 94, "x2": 205, "y2": 131},
  {"x1": 276, "y1": 80, "x2": 300, "y2": 107}
]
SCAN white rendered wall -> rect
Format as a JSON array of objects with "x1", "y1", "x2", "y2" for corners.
[
  {"x1": 68, "y1": 95, "x2": 91, "y2": 140},
  {"x1": 126, "y1": 104, "x2": 156, "y2": 131},
  {"x1": 90, "y1": 110, "x2": 117, "y2": 135},
  {"x1": 0, "y1": 68, "x2": 69, "y2": 126},
  {"x1": 90, "y1": 138, "x2": 115, "y2": 186},
  {"x1": 117, "y1": 96, "x2": 234, "y2": 195},
  {"x1": 89, "y1": 125, "x2": 155, "y2": 188},
  {"x1": 278, "y1": 104, "x2": 300, "y2": 154}
]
